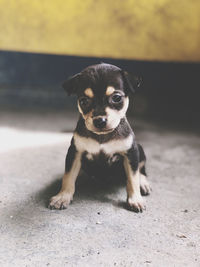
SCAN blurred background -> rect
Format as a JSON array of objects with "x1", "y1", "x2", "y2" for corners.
[{"x1": 0, "y1": 0, "x2": 200, "y2": 126}]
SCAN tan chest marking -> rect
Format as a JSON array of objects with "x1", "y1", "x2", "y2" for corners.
[{"x1": 74, "y1": 133, "x2": 133, "y2": 155}]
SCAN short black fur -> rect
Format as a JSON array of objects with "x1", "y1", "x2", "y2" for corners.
[
  {"x1": 65, "y1": 138, "x2": 77, "y2": 173},
  {"x1": 63, "y1": 63, "x2": 141, "y2": 97}
]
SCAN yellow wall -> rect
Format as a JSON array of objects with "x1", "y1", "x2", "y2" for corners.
[{"x1": 0, "y1": 0, "x2": 200, "y2": 62}]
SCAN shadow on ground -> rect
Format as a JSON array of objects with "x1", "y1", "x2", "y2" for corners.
[{"x1": 36, "y1": 171, "x2": 127, "y2": 210}]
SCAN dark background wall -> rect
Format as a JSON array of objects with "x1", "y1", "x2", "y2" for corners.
[{"x1": 0, "y1": 50, "x2": 199, "y2": 125}]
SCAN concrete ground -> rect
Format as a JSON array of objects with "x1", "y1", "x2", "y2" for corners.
[{"x1": 0, "y1": 109, "x2": 200, "y2": 267}]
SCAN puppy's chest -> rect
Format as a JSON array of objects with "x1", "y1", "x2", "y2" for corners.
[
  {"x1": 83, "y1": 151, "x2": 121, "y2": 165},
  {"x1": 81, "y1": 150, "x2": 124, "y2": 178},
  {"x1": 74, "y1": 133, "x2": 133, "y2": 155}
]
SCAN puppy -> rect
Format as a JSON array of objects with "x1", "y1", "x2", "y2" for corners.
[{"x1": 49, "y1": 63, "x2": 151, "y2": 212}]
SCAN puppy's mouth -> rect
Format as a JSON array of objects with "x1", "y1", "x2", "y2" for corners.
[
  {"x1": 91, "y1": 127, "x2": 114, "y2": 135},
  {"x1": 84, "y1": 119, "x2": 115, "y2": 134}
]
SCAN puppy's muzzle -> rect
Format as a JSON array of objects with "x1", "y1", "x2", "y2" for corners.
[{"x1": 93, "y1": 117, "x2": 107, "y2": 129}]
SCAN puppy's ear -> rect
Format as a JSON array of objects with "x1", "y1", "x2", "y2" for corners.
[
  {"x1": 121, "y1": 71, "x2": 142, "y2": 94},
  {"x1": 62, "y1": 73, "x2": 81, "y2": 96}
]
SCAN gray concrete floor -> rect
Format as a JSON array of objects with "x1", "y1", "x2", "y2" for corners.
[{"x1": 0, "y1": 110, "x2": 200, "y2": 267}]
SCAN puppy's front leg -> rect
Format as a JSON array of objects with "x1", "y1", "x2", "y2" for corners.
[
  {"x1": 124, "y1": 147, "x2": 145, "y2": 212},
  {"x1": 49, "y1": 138, "x2": 81, "y2": 210}
]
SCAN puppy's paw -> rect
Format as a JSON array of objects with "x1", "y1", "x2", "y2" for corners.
[
  {"x1": 48, "y1": 192, "x2": 72, "y2": 210},
  {"x1": 140, "y1": 174, "x2": 151, "y2": 196},
  {"x1": 127, "y1": 195, "x2": 145, "y2": 212}
]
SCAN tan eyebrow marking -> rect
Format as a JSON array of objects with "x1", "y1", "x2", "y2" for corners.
[
  {"x1": 84, "y1": 88, "x2": 94, "y2": 98},
  {"x1": 106, "y1": 86, "x2": 115, "y2": 96}
]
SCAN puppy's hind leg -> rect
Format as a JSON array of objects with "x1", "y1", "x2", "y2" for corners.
[
  {"x1": 138, "y1": 144, "x2": 151, "y2": 196},
  {"x1": 140, "y1": 172, "x2": 151, "y2": 196},
  {"x1": 49, "y1": 138, "x2": 81, "y2": 210}
]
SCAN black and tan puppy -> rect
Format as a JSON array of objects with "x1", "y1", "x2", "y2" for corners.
[{"x1": 49, "y1": 63, "x2": 151, "y2": 212}]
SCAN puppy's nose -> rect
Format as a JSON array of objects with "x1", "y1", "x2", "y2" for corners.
[{"x1": 93, "y1": 117, "x2": 107, "y2": 129}]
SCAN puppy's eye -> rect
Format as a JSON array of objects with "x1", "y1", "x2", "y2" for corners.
[
  {"x1": 111, "y1": 94, "x2": 122, "y2": 103},
  {"x1": 79, "y1": 97, "x2": 90, "y2": 107}
]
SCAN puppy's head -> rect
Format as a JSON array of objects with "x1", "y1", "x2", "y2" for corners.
[{"x1": 63, "y1": 63, "x2": 141, "y2": 134}]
